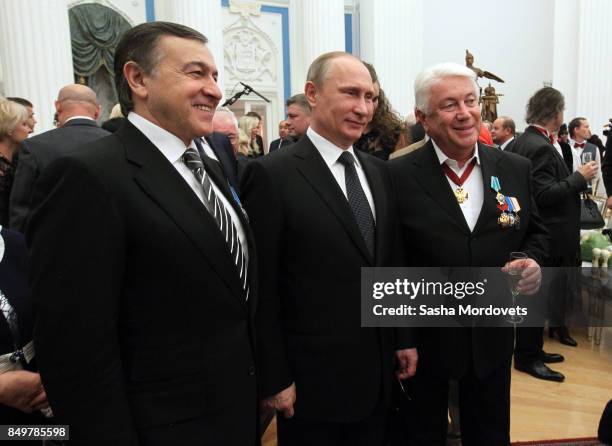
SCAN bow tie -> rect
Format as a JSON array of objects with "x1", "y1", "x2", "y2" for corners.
[{"x1": 574, "y1": 142, "x2": 585, "y2": 149}]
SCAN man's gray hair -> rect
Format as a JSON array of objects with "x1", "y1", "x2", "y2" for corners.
[
  {"x1": 414, "y1": 63, "x2": 478, "y2": 115},
  {"x1": 215, "y1": 106, "x2": 238, "y2": 129}
]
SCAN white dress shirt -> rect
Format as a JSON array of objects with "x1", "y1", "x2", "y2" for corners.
[
  {"x1": 432, "y1": 141, "x2": 483, "y2": 232},
  {"x1": 307, "y1": 127, "x2": 376, "y2": 221},
  {"x1": 128, "y1": 112, "x2": 248, "y2": 260}
]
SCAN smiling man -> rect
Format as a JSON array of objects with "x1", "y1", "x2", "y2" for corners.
[
  {"x1": 241, "y1": 52, "x2": 417, "y2": 446},
  {"x1": 389, "y1": 63, "x2": 547, "y2": 445},
  {"x1": 26, "y1": 22, "x2": 258, "y2": 445}
]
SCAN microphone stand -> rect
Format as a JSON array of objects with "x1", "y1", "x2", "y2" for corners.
[{"x1": 222, "y1": 82, "x2": 271, "y2": 107}]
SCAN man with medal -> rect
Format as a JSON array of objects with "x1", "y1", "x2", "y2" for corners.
[{"x1": 389, "y1": 63, "x2": 548, "y2": 445}]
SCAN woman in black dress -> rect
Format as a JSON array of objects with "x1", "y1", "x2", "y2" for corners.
[{"x1": 0, "y1": 99, "x2": 30, "y2": 226}]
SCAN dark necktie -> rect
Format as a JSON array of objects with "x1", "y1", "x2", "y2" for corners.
[
  {"x1": 337, "y1": 151, "x2": 375, "y2": 257},
  {"x1": 182, "y1": 147, "x2": 248, "y2": 298}
]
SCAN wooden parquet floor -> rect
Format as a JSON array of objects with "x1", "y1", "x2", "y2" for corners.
[{"x1": 262, "y1": 328, "x2": 612, "y2": 445}]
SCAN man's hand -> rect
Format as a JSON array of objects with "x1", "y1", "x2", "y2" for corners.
[
  {"x1": 395, "y1": 348, "x2": 418, "y2": 380},
  {"x1": 578, "y1": 161, "x2": 598, "y2": 182},
  {"x1": 261, "y1": 382, "x2": 296, "y2": 418},
  {"x1": 503, "y1": 258, "x2": 541, "y2": 295},
  {"x1": 606, "y1": 196, "x2": 612, "y2": 210},
  {"x1": 0, "y1": 371, "x2": 48, "y2": 413}
]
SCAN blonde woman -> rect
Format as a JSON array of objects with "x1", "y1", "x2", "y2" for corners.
[
  {"x1": 0, "y1": 99, "x2": 29, "y2": 225},
  {"x1": 238, "y1": 115, "x2": 262, "y2": 157}
]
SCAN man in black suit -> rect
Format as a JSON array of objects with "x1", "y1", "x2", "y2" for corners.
[
  {"x1": 268, "y1": 120, "x2": 293, "y2": 152},
  {"x1": 491, "y1": 116, "x2": 516, "y2": 151},
  {"x1": 389, "y1": 63, "x2": 547, "y2": 445},
  {"x1": 9, "y1": 85, "x2": 109, "y2": 232},
  {"x1": 241, "y1": 51, "x2": 417, "y2": 446},
  {"x1": 26, "y1": 22, "x2": 258, "y2": 445},
  {"x1": 285, "y1": 93, "x2": 311, "y2": 142},
  {"x1": 508, "y1": 88, "x2": 597, "y2": 381}
]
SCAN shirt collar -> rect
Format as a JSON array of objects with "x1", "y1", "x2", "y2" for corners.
[
  {"x1": 128, "y1": 112, "x2": 193, "y2": 164},
  {"x1": 432, "y1": 140, "x2": 480, "y2": 168},
  {"x1": 531, "y1": 124, "x2": 550, "y2": 137},
  {"x1": 307, "y1": 127, "x2": 362, "y2": 168},
  {"x1": 65, "y1": 116, "x2": 96, "y2": 124}
]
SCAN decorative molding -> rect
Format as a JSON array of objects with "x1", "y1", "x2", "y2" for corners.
[
  {"x1": 229, "y1": 0, "x2": 261, "y2": 17},
  {"x1": 224, "y1": 15, "x2": 277, "y2": 84}
]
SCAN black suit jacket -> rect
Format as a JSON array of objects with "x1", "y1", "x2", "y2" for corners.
[
  {"x1": 268, "y1": 137, "x2": 294, "y2": 153},
  {"x1": 26, "y1": 120, "x2": 258, "y2": 445},
  {"x1": 389, "y1": 142, "x2": 548, "y2": 379},
  {"x1": 602, "y1": 134, "x2": 612, "y2": 196},
  {"x1": 559, "y1": 141, "x2": 574, "y2": 173},
  {"x1": 203, "y1": 132, "x2": 240, "y2": 192},
  {"x1": 508, "y1": 126, "x2": 586, "y2": 264},
  {"x1": 241, "y1": 136, "x2": 412, "y2": 423},
  {"x1": 9, "y1": 118, "x2": 110, "y2": 232}
]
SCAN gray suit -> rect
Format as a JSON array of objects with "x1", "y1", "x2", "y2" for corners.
[{"x1": 9, "y1": 118, "x2": 110, "y2": 231}]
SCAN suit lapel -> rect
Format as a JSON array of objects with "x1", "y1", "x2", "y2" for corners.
[
  {"x1": 294, "y1": 138, "x2": 373, "y2": 264},
  {"x1": 118, "y1": 122, "x2": 248, "y2": 311},
  {"x1": 411, "y1": 142, "x2": 471, "y2": 235},
  {"x1": 472, "y1": 144, "x2": 502, "y2": 235}
]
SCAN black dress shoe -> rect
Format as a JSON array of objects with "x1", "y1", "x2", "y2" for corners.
[
  {"x1": 541, "y1": 351, "x2": 565, "y2": 363},
  {"x1": 515, "y1": 360, "x2": 565, "y2": 382},
  {"x1": 549, "y1": 326, "x2": 578, "y2": 347}
]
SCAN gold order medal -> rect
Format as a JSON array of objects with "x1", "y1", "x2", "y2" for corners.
[
  {"x1": 498, "y1": 212, "x2": 511, "y2": 228},
  {"x1": 454, "y1": 187, "x2": 468, "y2": 204}
]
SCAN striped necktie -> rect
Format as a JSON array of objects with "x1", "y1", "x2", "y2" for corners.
[{"x1": 182, "y1": 147, "x2": 248, "y2": 299}]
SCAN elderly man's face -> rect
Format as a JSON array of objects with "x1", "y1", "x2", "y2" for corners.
[
  {"x1": 419, "y1": 76, "x2": 480, "y2": 154},
  {"x1": 139, "y1": 36, "x2": 222, "y2": 145},
  {"x1": 213, "y1": 114, "x2": 238, "y2": 150},
  {"x1": 306, "y1": 56, "x2": 374, "y2": 149},
  {"x1": 278, "y1": 120, "x2": 289, "y2": 139},
  {"x1": 286, "y1": 104, "x2": 310, "y2": 138}
]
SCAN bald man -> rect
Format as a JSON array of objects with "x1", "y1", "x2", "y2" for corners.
[{"x1": 9, "y1": 84, "x2": 109, "y2": 231}]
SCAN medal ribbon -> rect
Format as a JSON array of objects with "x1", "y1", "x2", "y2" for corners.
[
  {"x1": 490, "y1": 176, "x2": 501, "y2": 192},
  {"x1": 442, "y1": 158, "x2": 477, "y2": 188},
  {"x1": 505, "y1": 196, "x2": 515, "y2": 213}
]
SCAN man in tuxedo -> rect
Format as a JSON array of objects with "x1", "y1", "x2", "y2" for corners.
[
  {"x1": 508, "y1": 88, "x2": 597, "y2": 381},
  {"x1": 389, "y1": 63, "x2": 547, "y2": 445},
  {"x1": 568, "y1": 117, "x2": 604, "y2": 197},
  {"x1": 285, "y1": 93, "x2": 311, "y2": 141},
  {"x1": 26, "y1": 22, "x2": 258, "y2": 445},
  {"x1": 491, "y1": 116, "x2": 516, "y2": 151},
  {"x1": 268, "y1": 120, "x2": 292, "y2": 152},
  {"x1": 9, "y1": 84, "x2": 109, "y2": 232},
  {"x1": 241, "y1": 51, "x2": 417, "y2": 446}
]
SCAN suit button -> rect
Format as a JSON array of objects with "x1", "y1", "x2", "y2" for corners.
[{"x1": 248, "y1": 366, "x2": 256, "y2": 376}]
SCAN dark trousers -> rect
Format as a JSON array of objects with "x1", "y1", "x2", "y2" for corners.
[
  {"x1": 514, "y1": 326, "x2": 544, "y2": 363},
  {"x1": 277, "y1": 408, "x2": 387, "y2": 446},
  {"x1": 405, "y1": 360, "x2": 511, "y2": 446}
]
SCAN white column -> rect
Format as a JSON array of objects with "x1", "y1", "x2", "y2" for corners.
[
  {"x1": 289, "y1": 0, "x2": 345, "y2": 95},
  {"x1": 0, "y1": 0, "x2": 73, "y2": 133},
  {"x1": 575, "y1": 0, "x2": 612, "y2": 135},
  {"x1": 552, "y1": 0, "x2": 580, "y2": 122},
  {"x1": 155, "y1": 0, "x2": 225, "y2": 96},
  {"x1": 358, "y1": 0, "x2": 423, "y2": 117}
]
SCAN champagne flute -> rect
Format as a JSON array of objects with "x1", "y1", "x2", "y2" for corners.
[{"x1": 506, "y1": 251, "x2": 527, "y2": 324}]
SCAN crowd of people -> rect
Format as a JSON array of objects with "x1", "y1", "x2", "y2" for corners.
[{"x1": 0, "y1": 19, "x2": 611, "y2": 446}]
